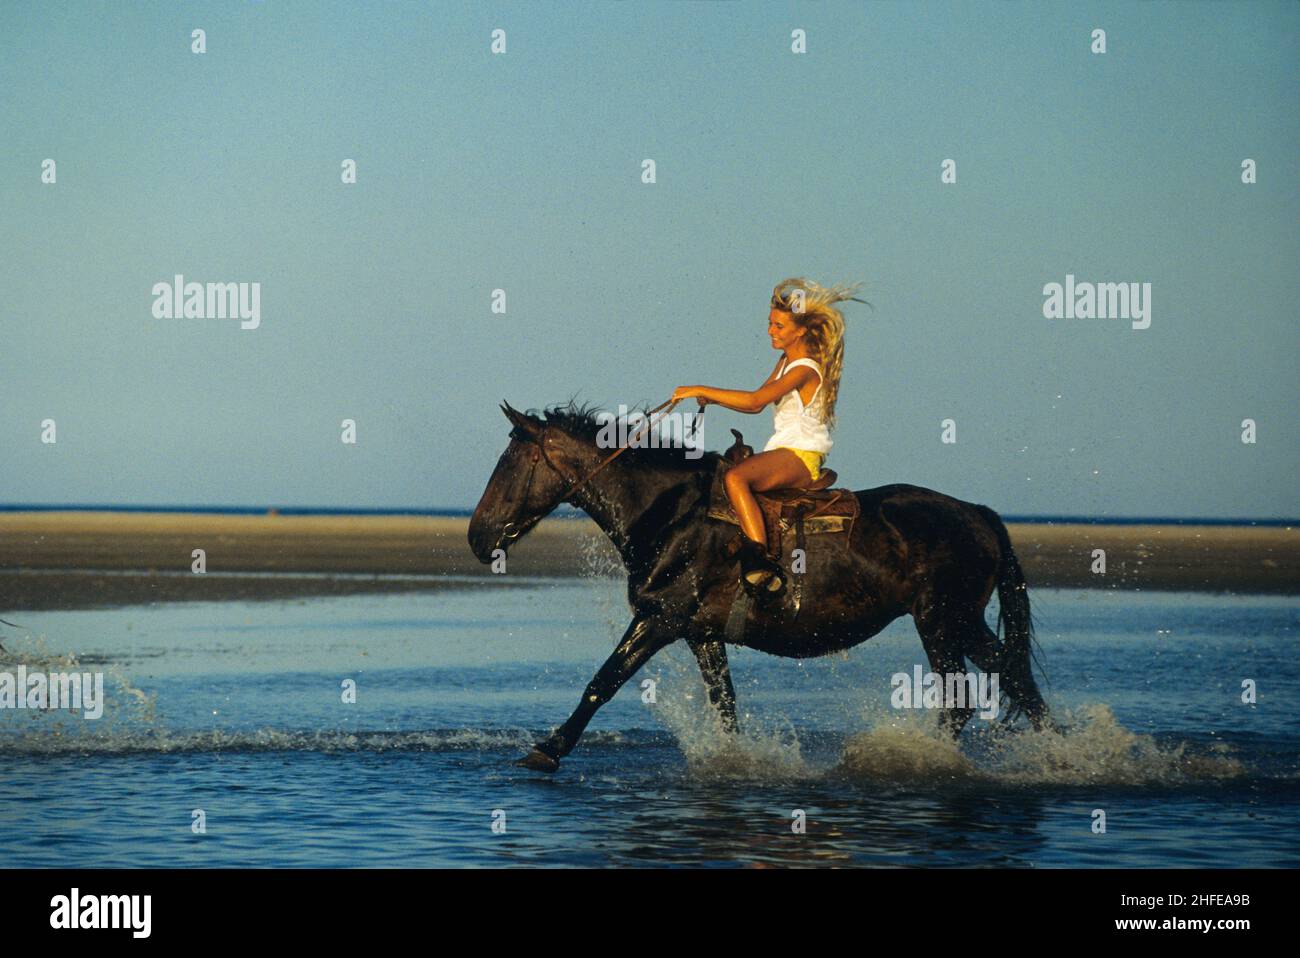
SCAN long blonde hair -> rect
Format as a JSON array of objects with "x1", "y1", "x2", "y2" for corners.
[{"x1": 770, "y1": 277, "x2": 869, "y2": 430}]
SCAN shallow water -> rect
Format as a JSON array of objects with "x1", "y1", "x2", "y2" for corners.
[{"x1": 0, "y1": 581, "x2": 1296, "y2": 867}]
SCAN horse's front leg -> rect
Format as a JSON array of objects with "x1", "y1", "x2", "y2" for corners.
[
  {"x1": 687, "y1": 638, "x2": 738, "y2": 733},
  {"x1": 518, "y1": 615, "x2": 677, "y2": 773}
]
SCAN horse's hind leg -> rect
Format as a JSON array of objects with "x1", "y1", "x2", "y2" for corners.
[
  {"x1": 912, "y1": 603, "x2": 975, "y2": 739},
  {"x1": 964, "y1": 622, "x2": 1052, "y2": 731},
  {"x1": 687, "y1": 638, "x2": 738, "y2": 733}
]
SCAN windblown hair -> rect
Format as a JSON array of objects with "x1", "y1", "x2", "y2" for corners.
[{"x1": 770, "y1": 277, "x2": 870, "y2": 430}]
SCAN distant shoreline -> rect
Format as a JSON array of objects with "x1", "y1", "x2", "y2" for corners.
[{"x1": 0, "y1": 511, "x2": 1294, "y2": 611}]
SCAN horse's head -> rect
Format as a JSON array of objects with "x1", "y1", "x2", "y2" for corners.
[{"x1": 467, "y1": 401, "x2": 595, "y2": 563}]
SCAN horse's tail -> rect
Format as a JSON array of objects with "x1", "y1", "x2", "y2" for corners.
[{"x1": 974, "y1": 505, "x2": 1052, "y2": 728}]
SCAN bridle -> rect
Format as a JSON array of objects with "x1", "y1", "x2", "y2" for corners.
[{"x1": 498, "y1": 397, "x2": 705, "y2": 545}]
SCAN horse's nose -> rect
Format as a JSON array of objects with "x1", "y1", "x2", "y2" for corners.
[{"x1": 467, "y1": 518, "x2": 500, "y2": 564}]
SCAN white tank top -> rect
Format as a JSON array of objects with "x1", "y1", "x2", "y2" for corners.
[{"x1": 762, "y1": 357, "x2": 833, "y2": 456}]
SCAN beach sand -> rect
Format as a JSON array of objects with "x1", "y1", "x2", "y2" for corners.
[{"x1": 0, "y1": 511, "x2": 1293, "y2": 611}]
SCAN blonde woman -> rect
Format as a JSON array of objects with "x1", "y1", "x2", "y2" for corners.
[{"x1": 673, "y1": 277, "x2": 867, "y2": 596}]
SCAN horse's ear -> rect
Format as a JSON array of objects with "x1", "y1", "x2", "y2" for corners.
[{"x1": 501, "y1": 401, "x2": 540, "y2": 436}]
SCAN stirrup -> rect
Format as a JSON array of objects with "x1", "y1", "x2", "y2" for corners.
[
  {"x1": 743, "y1": 567, "x2": 785, "y2": 597},
  {"x1": 736, "y1": 536, "x2": 786, "y2": 596}
]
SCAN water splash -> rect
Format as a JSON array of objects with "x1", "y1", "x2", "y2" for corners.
[
  {"x1": 644, "y1": 645, "x2": 815, "y2": 781},
  {"x1": 838, "y1": 714, "x2": 978, "y2": 782},
  {"x1": 0, "y1": 631, "x2": 159, "y2": 749},
  {"x1": 986, "y1": 703, "x2": 1244, "y2": 785},
  {"x1": 578, "y1": 528, "x2": 623, "y2": 587},
  {"x1": 836, "y1": 703, "x2": 1245, "y2": 786},
  {"x1": 638, "y1": 645, "x2": 1247, "y2": 787}
]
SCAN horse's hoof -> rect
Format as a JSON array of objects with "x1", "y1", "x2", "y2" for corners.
[{"x1": 516, "y1": 748, "x2": 560, "y2": 773}]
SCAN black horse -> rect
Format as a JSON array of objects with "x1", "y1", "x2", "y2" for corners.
[{"x1": 468, "y1": 401, "x2": 1052, "y2": 773}]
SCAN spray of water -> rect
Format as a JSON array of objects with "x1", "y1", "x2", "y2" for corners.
[
  {"x1": 0, "y1": 631, "x2": 159, "y2": 752},
  {"x1": 646, "y1": 644, "x2": 814, "y2": 781},
  {"x1": 642, "y1": 652, "x2": 1245, "y2": 787}
]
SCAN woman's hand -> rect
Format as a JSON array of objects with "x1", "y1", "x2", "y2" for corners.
[{"x1": 678, "y1": 388, "x2": 712, "y2": 407}]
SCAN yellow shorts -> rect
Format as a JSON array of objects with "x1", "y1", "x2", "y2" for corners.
[{"x1": 778, "y1": 447, "x2": 825, "y2": 482}]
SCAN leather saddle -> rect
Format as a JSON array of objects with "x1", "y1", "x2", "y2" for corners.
[{"x1": 707, "y1": 428, "x2": 860, "y2": 562}]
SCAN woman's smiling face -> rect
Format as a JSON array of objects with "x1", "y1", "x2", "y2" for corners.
[{"x1": 768, "y1": 307, "x2": 805, "y2": 351}]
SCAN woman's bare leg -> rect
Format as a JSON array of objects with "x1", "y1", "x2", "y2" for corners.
[{"x1": 723, "y1": 449, "x2": 812, "y2": 547}]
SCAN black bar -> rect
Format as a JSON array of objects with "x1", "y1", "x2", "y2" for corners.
[{"x1": 0, "y1": 868, "x2": 1282, "y2": 943}]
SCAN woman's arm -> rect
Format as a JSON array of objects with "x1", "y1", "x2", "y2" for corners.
[
  {"x1": 672, "y1": 365, "x2": 817, "y2": 414},
  {"x1": 684, "y1": 385, "x2": 758, "y2": 413}
]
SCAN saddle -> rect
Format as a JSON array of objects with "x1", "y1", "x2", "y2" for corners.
[{"x1": 707, "y1": 429, "x2": 860, "y2": 563}]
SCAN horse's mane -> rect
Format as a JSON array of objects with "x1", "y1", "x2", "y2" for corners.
[{"x1": 527, "y1": 398, "x2": 722, "y2": 472}]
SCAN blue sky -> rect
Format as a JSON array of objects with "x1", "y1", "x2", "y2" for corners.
[{"x1": 2, "y1": 0, "x2": 1296, "y2": 519}]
